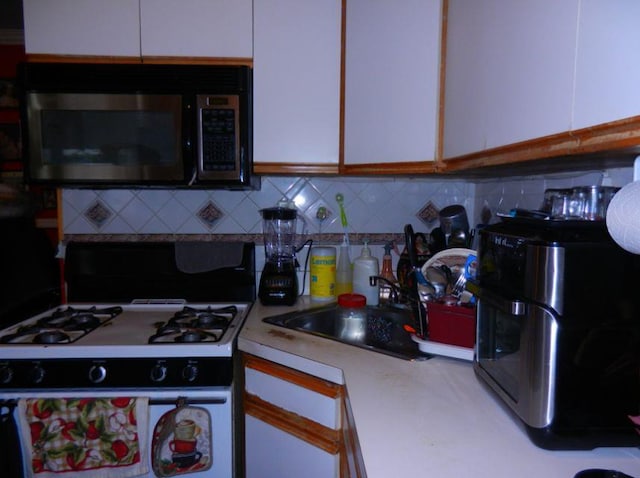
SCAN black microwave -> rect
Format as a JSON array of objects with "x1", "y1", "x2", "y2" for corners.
[{"x1": 17, "y1": 62, "x2": 258, "y2": 189}]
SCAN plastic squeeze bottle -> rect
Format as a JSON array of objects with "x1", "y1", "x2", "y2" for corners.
[
  {"x1": 352, "y1": 239, "x2": 379, "y2": 306},
  {"x1": 335, "y1": 237, "x2": 352, "y2": 296}
]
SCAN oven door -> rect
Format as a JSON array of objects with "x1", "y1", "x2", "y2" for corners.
[
  {"x1": 473, "y1": 288, "x2": 559, "y2": 429},
  {"x1": 2, "y1": 389, "x2": 233, "y2": 478}
]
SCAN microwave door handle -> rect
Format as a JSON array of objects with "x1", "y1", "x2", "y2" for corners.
[{"x1": 188, "y1": 166, "x2": 197, "y2": 186}]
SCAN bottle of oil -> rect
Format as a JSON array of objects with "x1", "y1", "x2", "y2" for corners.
[{"x1": 335, "y1": 237, "x2": 352, "y2": 296}]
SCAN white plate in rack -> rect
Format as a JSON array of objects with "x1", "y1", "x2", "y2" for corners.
[
  {"x1": 421, "y1": 247, "x2": 476, "y2": 279},
  {"x1": 412, "y1": 335, "x2": 474, "y2": 361}
]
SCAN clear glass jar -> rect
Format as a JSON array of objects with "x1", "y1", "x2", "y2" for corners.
[{"x1": 337, "y1": 293, "x2": 366, "y2": 341}]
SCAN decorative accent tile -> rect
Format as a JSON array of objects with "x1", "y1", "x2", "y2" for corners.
[
  {"x1": 417, "y1": 200, "x2": 440, "y2": 226},
  {"x1": 197, "y1": 201, "x2": 223, "y2": 228},
  {"x1": 84, "y1": 201, "x2": 113, "y2": 229}
]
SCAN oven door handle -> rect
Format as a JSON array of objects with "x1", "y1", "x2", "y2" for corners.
[
  {"x1": 148, "y1": 397, "x2": 227, "y2": 406},
  {"x1": 471, "y1": 283, "x2": 527, "y2": 316}
]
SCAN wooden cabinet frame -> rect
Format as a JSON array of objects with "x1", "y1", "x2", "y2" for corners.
[{"x1": 243, "y1": 353, "x2": 366, "y2": 477}]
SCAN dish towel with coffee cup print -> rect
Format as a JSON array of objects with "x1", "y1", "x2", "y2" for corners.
[
  {"x1": 17, "y1": 397, "x2": 149, "y2": 478},
  {"x1": 152, "y1": 402, "x2": 212, "y2": 477}
]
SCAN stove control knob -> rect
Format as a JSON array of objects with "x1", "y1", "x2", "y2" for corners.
[
  {"x1": 182, "y1": 364, "x2": 198, "y2": 383},
  {"x1": 0, "y1": 366, "x2": 13, "y2": 384},
  {"x1": 29, "y1": 365, "x2": 45, "y2": 384},
  {"x1": 88, "y1": 364, "x2": 107, "y2": 384},
  {"x1": 150, "y1": 364, "x2": 167, "y2": 383}
]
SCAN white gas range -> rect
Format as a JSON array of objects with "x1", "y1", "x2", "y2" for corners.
[
  {"x1": 0, "y1": 301, "x2": 252, "y2": 389},
  {"x1": 0, "y1": 241, "x2": 256, "y2": 478}
]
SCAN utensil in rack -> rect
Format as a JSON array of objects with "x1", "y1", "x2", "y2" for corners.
[
  {"x1": 404, "y1": 224, "x2": 428, "y2": 338},
  {"x1": 451, "y1": 273, "x2": 467, "y2": 298}
]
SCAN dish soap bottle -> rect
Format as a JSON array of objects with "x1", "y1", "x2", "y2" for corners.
[
  {"x1": 335, "y1": 237, "x2": 352, "y2": 296},
  {"x1": 352, "y1": 239, "x2": 379, "y2": 306}
]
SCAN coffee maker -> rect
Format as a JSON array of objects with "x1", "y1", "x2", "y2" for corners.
[{"x1": 259, "y1": 207, "x2": 305, "y2": 305}]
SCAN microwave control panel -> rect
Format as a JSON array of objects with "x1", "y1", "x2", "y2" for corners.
[{"x1": 197, "y1": 95, "x2": 241, "y2": 179}]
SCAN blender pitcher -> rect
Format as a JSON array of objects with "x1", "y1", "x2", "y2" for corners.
[{"x1": 258, "y1": 207, "x2": 307, "y2": 305}]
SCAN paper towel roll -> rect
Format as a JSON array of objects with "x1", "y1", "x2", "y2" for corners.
[{"x1": 606, "y1": 180, "x2": 640, "y2": 254}]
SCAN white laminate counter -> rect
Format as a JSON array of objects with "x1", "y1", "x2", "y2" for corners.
[{"x1": 238, "y1": 297, "x2": 640, "y2": 478}]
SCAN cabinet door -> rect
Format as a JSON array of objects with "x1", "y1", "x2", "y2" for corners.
[
  {"x1": 140, "y1": 0, "x2": 253, "y2": 59},
  {"x1": 245, "y1": 415, "x2": 338, "y2": 478},
  {"x1": 443, "y1": 0, "x2": 578, "y2": 158},
  {"x1": 344, "y1": 0, "x2": 441, "y2": 165},
  {"x1": 243, "y1": 354, "x2": 343, "y2": 478},
  {"x1": 253, "y1": 0, "x2": 341, "y2": 166},
  {"x1": 573, "y1": 0, "x2": 640, "y2": 130},
  {"x1": 23, "y1": 0, "x2": 140, "y2": 57}
]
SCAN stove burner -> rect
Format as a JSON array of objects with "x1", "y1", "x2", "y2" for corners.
[
  {"x1": 176, "y1": 330, "x2": 208, "y2": 343},
  {"x1": 148, "y1": 306, "x2": 237, "y2": 344},
  {"x1": 34, "y1": 330, "x2": 71, "y2": 344}
]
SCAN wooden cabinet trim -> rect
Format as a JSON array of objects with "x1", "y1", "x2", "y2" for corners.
[
  {"x1": 244, "y1": 391, "x2": 341, "y2": 455},
  {"x1": 436, "y1": 0, "x2": 449, "y2": 163},
  {"x1": 253, "y1": 162, "x2": 340, "y2": 176},
  {"x1": 142, "y1": 56, "x2": 252, "y2": 66},
  {"x1": 342, "y1": 161, "x2": 438, "y2": 175},
  {"x1": 25, "y1": 54, "x2": 252, "y2": 67},
  {"x1": 439, "y1": 115, "x2": 640, "y2": 172},
  {"x1": 25, "y1": 54, "x2": 141, "y2": 64},
  {"x1": 243, "y1": 354, "x2": 343, "y2": 400},
  {"x1": 340, "y1": 396, "x2": 367, "y2": 478}
]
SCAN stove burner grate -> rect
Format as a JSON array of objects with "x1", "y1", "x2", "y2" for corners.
[
  {"x1": 0, "y1": 306, "x2": 123, "y2": 344},
  {"x1": 148, "y1": 305, "x2": 238, "y2": 344}
]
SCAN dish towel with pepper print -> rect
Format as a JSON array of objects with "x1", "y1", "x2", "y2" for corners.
[{"x1": 17, "y1": 397, "x2": 149, "y2": 478}]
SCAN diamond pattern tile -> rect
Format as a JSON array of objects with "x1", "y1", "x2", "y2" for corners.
[
  {"x1": 417, "y1": 201, "x2": 440, "y2": 226},
  {"x1": 197, "y1": 201, "x2": 223, "y2": 228},
  {"x1": 84, "y1": 201, "x2": 113, "y2": 229}
]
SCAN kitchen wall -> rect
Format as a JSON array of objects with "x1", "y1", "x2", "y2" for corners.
[{"x1": 62, "y1": 165, "x2": 634, "y2": 293}]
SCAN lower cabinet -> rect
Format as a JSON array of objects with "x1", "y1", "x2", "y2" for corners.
[{"x1": 242, "y1": 354, "x2": 365, "y2": 478}]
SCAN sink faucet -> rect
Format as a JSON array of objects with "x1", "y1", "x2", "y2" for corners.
[{"x1": 369, "y1": 276, "x2": 401, "y2": 304}]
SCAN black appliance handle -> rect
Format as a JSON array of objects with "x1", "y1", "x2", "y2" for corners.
[{"x1": 469, "y1": 281, "x2": 527, "y2": 316}]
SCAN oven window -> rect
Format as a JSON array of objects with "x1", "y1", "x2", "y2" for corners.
[{"x1": 477, "y1": 301, "x2": 522, "y2": 402}]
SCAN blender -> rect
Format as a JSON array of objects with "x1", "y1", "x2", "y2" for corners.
[{"x1": 259, "y1": 207, "x2": 305, "y2": 305}]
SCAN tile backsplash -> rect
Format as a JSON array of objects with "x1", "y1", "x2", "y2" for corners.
[
  {"x1": 62, "y1": 166, "x2": 634, "y2": 294},
  {"x1": 63, "y1": 168, "x2": 633, "y2": 237}
]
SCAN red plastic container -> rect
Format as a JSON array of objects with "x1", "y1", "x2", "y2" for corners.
[{"x1": 427, "y1": 300, "x2": 476, "y2": 348}]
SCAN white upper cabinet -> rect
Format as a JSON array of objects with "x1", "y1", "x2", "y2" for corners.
[
  {"x1": 23, "y1": 0, "x2": 141, "y2": 57},
  {"x1": 23, "y1": 0, "x2": 252, "y2": 59},
  {"x1": 344, "y1": 0, "x2": 442, "y2": 164},
  {"x1": 253, "y1": 0, "x2": 341, "y2": 165},
  {"x1": 573, "y1": 0, "x2": 640, "y2": 130},
  {"x1": 443, "y1": 0, "x2": 578, "y2": 158},
  {"x1": 139, "y1": 0, "x2": 252, "y2": 58}
]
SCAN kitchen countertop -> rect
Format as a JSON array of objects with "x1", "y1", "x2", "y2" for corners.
[{"x1": 238, "y1": 297, "x2": 640, "y2": 478}]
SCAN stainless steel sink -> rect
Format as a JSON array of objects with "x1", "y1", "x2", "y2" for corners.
[{"x1": 262, "y1": 303, "x2": 429, "y2": 360}]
